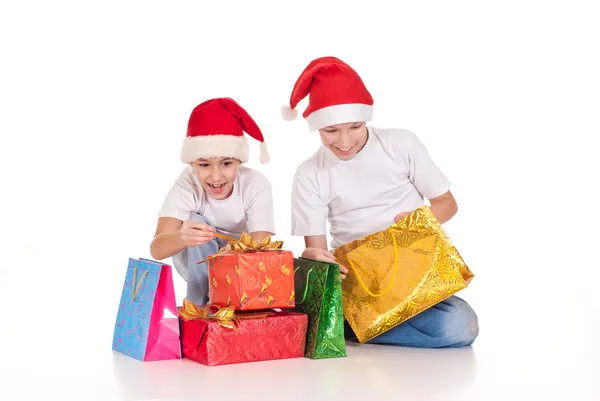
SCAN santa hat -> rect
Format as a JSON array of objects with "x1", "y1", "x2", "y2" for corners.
[
  {"x1": 281, "y1": 56, "x2": 374, "y2": 131},
  {"x1": 181, "y1": 97, "x2": 269, "y2": 164}
]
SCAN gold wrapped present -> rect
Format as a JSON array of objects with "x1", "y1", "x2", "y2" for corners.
[{"x1": 333, "y1": 206, "x2": 474, "y2": 343}]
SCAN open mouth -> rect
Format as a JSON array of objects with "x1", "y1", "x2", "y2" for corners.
[{"x1": 208, "y1": 183, "x2": 226, "y2": 194}]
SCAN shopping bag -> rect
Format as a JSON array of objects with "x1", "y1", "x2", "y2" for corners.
[
  {"x1": 333, "y1": 206, "x2": 474, "y2": 343},
  {"x1": 112, "y1": 258, "x2": 182, "y2": 361},
  {"x1": 293, "y1": 258, "x2": 346, "y2": 359}
]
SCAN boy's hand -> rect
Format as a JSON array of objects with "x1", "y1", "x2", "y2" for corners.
[
  {"x1": 301, "y1": 247, "x2": 349, "y2": 280},
  {"x1": 394, "y1": 211, "x2": 410, "y2": 223},
  {"x1": 179, "y1": 220, "x2": 214, "y2": 248}
]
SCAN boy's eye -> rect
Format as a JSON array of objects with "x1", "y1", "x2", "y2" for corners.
[
  {"x1": 198, "y1": 163, "x2": 209, "y2": 168},
  {"x1": 351, "y1": 125, "x2": 361, "y2": 130},
  {"x1": 222, "y1": 162, "x2": 232, "y2": 166},
  {"x1": 325, "y1": 130, "x2": 337, "y2": 134}
]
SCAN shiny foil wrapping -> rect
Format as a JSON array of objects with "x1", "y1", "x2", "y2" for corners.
[
  {"x1": 178, "y1": 310, "x2": 308, "y2": 366},
  {"x1": 333, "y1": 206, "x2": 474, "y2": 343},
  {"x1": 293, "y1": 258, "x2": 346, "y2": 359},
  {"x1": 208, "y1": 250, "x2": 295, "y2": 311}
]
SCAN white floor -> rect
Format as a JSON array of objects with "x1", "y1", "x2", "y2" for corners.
[
  {"x1": 1, "y1": 255, "x2": 599, "y2": 401},
  {"x1": 2, "y1": 2, "x2": 600, "y2": 400}
]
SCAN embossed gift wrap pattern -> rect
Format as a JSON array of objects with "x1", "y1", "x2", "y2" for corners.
[
  {"x1": 178, "y1": 301, "x2": 308, "y2": 366},
  {"x1": 208, "y1": 250, "x2": 296, "y2": 311},
  {"x1": 293, "y1": 258, "x2": 346, "y2": 359},
  {"x1": 334, "y1": 206, "x2": 474, "y2": 343}
]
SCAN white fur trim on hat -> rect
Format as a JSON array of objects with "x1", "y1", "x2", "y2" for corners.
[
  {"x1": 305, "y1": 103, "x2": 373, "y2": 131},
  {"x1": 180, "y1": 135, "x2": 249, "y2": 164}
]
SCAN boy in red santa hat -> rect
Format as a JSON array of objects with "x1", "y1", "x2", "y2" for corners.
[
  {"x1": 283, "y1": 57, "x2": 478, "y2": 348},
  {"x1": 151, "y1": 97, "x2": 274, "y2": 305}
]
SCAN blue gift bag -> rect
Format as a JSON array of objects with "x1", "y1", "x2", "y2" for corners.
[{"x1": 112, "y1": 258, "x2": 182, "y2": 361}]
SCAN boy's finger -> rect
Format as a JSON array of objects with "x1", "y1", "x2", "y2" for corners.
[
  {"x1": 323, "y1": 251, "x2": 339, "y2": 262},
  {"x1": 187, "y1": 231, "x2": 214, "y2": 239},
  {"x1": 189, "y1": 223, "x2": 214, "y2": 231},
  {"x1": 339, "y1": 265, "x2": 349, "y2": 274}
]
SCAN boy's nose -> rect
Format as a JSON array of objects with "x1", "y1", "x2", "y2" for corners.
[
  {"x1": 210, "y1": 168, "x2": 222, "y2": 181},
  {"x1": 336, "y1": 132, "x2": 352, "y2": 147}
]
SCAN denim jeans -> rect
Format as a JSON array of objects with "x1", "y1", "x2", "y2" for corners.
[
  {"x1": 346, "y1": 296, "x2": 479, "y2": 348},
  {"x1": 171, "y1": 213, "x2": 224, "y2": 305}
]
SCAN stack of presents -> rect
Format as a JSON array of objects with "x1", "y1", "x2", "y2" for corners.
[{"x1": 112, "y1": 206, "x2": 474, "y2": 366}]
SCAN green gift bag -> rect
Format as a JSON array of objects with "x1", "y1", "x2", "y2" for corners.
[{"x1": 293, "y1": 257, "x2": 346, "y2": 359}]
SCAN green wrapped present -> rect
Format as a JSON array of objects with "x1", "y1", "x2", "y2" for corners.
[{"x1": 293, "y1": 258, "x2": 346, "y2": 359}]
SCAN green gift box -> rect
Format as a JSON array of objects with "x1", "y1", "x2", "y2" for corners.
[{"x1": 293, "y1": 258, "x2": 346, "y2": 359}]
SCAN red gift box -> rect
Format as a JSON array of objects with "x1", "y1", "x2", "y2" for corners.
[
  {"x1": 178, "y1": 301, "x2": 308, "y2": 366},
  {"x1": 208, "y1": 250, "x2": 295, "y2": 311}
]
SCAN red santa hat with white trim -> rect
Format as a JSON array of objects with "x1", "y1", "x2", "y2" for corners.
[
  {"x1": 281, "y1": 56, "x2": 374, "y2": 131},
  {"x1": 181, "y1": 97, "x2": 269, "y2": 164}
]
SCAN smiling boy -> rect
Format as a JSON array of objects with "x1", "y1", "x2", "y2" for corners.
[
  {"x1": 283, "y1": 57, "x2": 479, "y2": 348},
  {"x1": 150, "y1": 98, "x2": 274, "y2": 305}
]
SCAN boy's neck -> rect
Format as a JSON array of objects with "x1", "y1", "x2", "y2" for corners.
[
  {"x1": 206, "y1": 187, "x2": 234, "y2": 202},
  {"x1": 355, "y1": 127, "x2": 369, "y2": 154}
]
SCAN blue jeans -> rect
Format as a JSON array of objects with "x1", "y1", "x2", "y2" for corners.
[
  {"x1": 346, "y1": 296, "x2": 479, "y2": 348},
  {"x1": 172, "y1": 214, "x2": 224, "y2": 305}
]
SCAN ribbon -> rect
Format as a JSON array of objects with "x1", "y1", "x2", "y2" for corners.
[
  {"x1": 178, "y1": 298, "x2": 271, "y2": 330},
  {"x1": 132, "y1": 267, "x2": 149, "y2": 301},
  {"x1": 196, "y1": 232, "x2": 284, "y2": 265}
]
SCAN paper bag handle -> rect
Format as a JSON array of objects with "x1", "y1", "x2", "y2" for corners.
[
  {"x1": 293, "y1": 266, "x2": 313, "y2": 305},
  {"x1": 132, "y1": 266, "x2": 149, "y2": 301},
  {"x1": 344, "y1": 232, "x2": 399, "y2": 298}
]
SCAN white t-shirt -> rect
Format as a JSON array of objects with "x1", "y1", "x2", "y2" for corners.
[
  {"x1": 291, "y1": 127, "x2": 451, "y2": 249},
  {"x1": 158, "y1": 165, "x2": 275, "y2": 239}
]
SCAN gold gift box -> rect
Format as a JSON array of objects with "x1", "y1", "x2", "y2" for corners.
[{"x1": 333, "y1": 206, "x2": 474, "y2": 343}]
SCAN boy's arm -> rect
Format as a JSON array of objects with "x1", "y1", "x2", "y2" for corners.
[
  {"x1": 292, "y1": 168, "x2": 348, "y2": 279},
  {"x1": 150, "y1": 217, "x2": 214, "y2": 260},
  {"x1": 394, "y1": 190, "x2": 458, "y2": 224},
  {"x1": 428, "y1": 190, "x2": 458, "y2": 223},
  {"x1": 250, "y1": 231, "x2": 272, "y2": 243},
  {"x1": 302, "y1": 236, "x2": 349, "y2": 279},
  {"x1": 304, "y1": 235, "x2": 328, "y2": 250},
  {"x1": 397, "y1": 130, "x2": 457, "y2": 224}
]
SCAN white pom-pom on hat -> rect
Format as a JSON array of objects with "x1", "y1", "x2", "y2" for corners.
[
  {"x1": 259, "y1": 141, "x2": 270, "y2": 164},
  {"x1": 280, "y1": 105, "x2": 299, "y2": 121}
]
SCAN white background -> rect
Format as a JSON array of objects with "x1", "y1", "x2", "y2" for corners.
[{"x1": 1, "y1": 1, "x2": 599, "y2": 400}]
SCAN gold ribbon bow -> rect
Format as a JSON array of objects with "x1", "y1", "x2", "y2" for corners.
[
  {"x1": 178, "y1": 298, "x2": 271, "y2": 330},
  {"x1": 197, "y1": 232, "x2": 284, "y2": 265}
]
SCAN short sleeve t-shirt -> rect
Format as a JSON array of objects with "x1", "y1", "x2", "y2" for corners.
[
  {"x1": 291, "y1": 127, "x2": 451, "y2": 249},
  {"x1": 158, "y1": 165, "x2": 275, "y2": 239}
]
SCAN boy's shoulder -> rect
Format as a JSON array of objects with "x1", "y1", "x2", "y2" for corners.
[
  {"x1": 370, "y1": 126, "x2": 417, "y2": 144},
  {"x1": 294, "y1": 148, "x2": 324, "y2": 178},
  {"x1": 237, "y1": 165, "x2": 272, "y2": 189},
  {"x1": 370, "y1": 126, "x2": 424, "y2": 157},
  {"x1": 174, "y1": 165, "x2": 199, "y2": 189}
]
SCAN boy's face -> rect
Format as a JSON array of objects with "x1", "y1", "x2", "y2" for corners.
[
  {"x1": 191, "y1": 157, "x2": 241, "y2": 200},
  {"x1": 318, "y1": 122, "x2": 368, "y2": 161}
]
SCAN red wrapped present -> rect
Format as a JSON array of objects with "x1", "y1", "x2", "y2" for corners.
[
  {"x1": 178, "y1": 299, "x2": 308, "y2": 366},
  {"x1": 202, "y1": 233, "x2": 295, "y2": 311}
]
